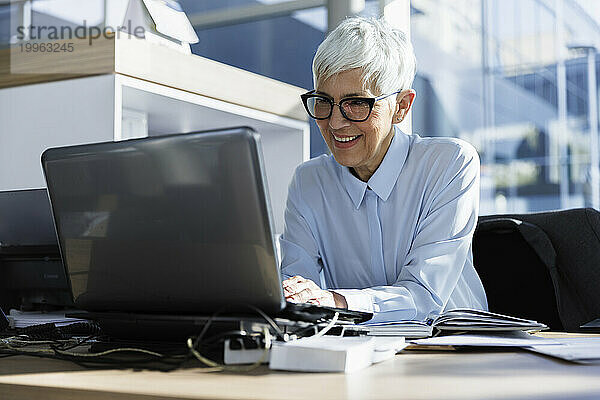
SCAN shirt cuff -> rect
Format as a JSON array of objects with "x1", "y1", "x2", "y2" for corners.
[{"x1": 331, "y1": 289, "x2": 374, "y2": 313}]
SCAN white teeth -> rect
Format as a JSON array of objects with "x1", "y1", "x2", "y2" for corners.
[{"x1": 333, "y1": 134, "x2": 359, "y2": 143}]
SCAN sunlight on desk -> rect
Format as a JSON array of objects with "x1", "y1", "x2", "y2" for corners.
[{"x1": 1, "y1": 349, "x2": 600, "y2": 400}]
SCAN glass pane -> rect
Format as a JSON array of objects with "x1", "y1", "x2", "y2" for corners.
[
  {"x1": 180, "y1": 0, "x2": 299, "y2": 13},
  {"x1": 411, "y1": 0, "x2": 600, "y2": 214},
  {"x1": 0, "y1": 5, "x2": 11, "y2": 45}
]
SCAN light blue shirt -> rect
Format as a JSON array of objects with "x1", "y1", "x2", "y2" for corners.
[{"x1": 280, "y1": 127, "x2": 488, "y2": 324}]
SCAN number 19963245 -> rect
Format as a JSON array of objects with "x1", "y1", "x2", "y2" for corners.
[{"x1": 19, "y1": 42, "x2": 74, "y2": 53}]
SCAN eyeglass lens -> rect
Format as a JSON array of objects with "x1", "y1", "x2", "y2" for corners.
[{"x1": 305, "y1": 97, "x2": 371, "y2": 121}]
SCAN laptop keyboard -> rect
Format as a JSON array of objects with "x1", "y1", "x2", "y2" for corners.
[{"x1": 280, "y1": 301, "x2": 372, "y2": 324}]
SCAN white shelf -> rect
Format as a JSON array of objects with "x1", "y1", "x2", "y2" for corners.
[
  {"x1": 0, "y1": 38, "x2": 310, "y2": 234},
  {"x1": 117, "y1": 75, "x2": 309, "y2": 233}
]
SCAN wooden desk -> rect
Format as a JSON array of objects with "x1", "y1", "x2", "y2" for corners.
[{"x1": 1, "y1": 347, "x2": 599, "y2": 400}]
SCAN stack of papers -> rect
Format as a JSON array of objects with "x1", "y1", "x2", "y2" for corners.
[
  {"x1": 346, "y1": 309, "x2": 548, "y2": 338},
  {"x1": 410, "y1": 331, "x2": 600, "y2": 364},
  {"x1": 349, "y1": 321, "x2": 433, "y2": 338},
  {"x1": 433, "y1": 309, "x2": 548, "y2": 332},
  {"x1": 7, "y1": 309, "x2": 84, "y2": 329}
]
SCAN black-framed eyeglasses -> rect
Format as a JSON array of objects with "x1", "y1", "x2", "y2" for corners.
[{"x1": 300, "y1": 90, "x2": 401, "y2": 122}]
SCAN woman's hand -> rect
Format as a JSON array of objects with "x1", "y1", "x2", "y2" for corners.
[{"x1": 282, "y1": 275, "x2": 348, "y2": 309}]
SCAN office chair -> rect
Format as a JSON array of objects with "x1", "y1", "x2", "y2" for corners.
[{"x1": 473, "y1": 208, "x2": 600, "y2": 332}]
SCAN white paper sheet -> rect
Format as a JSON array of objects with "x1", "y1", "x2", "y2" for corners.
[
  {"x1": 411, "y1": 331, "x2": 561, "y2": 347},
  {"x1": 525, "y1": 337, "x2": 600, "y2": 362},
  {"x1": 8, "y1": 310, "x2": 84, "y2": 329}
]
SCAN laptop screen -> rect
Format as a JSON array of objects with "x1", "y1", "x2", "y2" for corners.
[{"x1": 42, "y1": 127, "x2": 285, "y2": 315}]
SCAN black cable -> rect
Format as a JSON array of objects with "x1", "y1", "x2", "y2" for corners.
[
  {"x1": 50, "y1": 334, "x2": 99, "y2": 352},
  {"x1": 0, "y1": 342, "x2": 194, "y2": 370},
  {"x1": 16, "y1": 323, "x2": 66, "y2": 341},
  {"x1": 0, "y1": 348, "x2": 187, "y2": 372},
  {"x1": 200, "y1": 330, "x2": 259, "y2": 346},
  {"x1": 286, "y1": 323, "x2": 319, "y2": 338},
  {"x1": 1, "y1": 326, "x2": 211, "y2": 372},
  {"x1": 0, "y1": 305, "x2": 310, "y2": 373},
  {"x1": 59, "y1": 321, "x2": 102, "y2": 336},
  {"x1": 1, "y1": 333, "x2": 191, "y2": 371},
  {"x1": 157, "y1": 304, "x2": 287, "y2": 372}
]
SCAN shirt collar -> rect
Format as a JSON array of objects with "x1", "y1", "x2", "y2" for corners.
[{"x1": 339, "y1": 126, "x2": 410, "y2": 209}]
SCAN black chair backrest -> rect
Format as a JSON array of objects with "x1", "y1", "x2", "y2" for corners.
[
  {"x1": 473, "y1": 217, "x2": 563, "y2": 330},
  {"x1": 474, "y1": 208, "x2": 600, "y2": 332}
]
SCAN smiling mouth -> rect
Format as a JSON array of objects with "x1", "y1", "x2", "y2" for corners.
[{"x1": 333, "y1": 134, "x2": 361, "y2": 143}]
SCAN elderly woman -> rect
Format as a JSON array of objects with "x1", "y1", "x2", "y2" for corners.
[{"x1": 280, "y1": 17, "x2": 487, "y2": 324}]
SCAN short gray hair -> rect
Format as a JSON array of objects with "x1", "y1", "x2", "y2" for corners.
[{"x1": 313, "y1": 17, "x2": 416, "y2": 95}]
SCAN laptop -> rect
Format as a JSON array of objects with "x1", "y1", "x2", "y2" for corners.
[{"x1": 41, "y1": 127, "x2": 371, "y2": 338}]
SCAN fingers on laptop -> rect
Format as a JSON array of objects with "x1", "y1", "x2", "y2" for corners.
[
  {"x1": 282, "y1": 275, "x2": 309, "y2": 294},
  {"x1": 283, "y1": 276, "x2": 317, "y2": 298},
  {"x1": 283, "y1": 277, "x2": 336, "y2": 307},
  {"x1": 287, "y1": 290, "x2": 320, "y2": 304}
]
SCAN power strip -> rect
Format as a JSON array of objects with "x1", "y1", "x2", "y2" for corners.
[{"x1": 223, "y1": 338, "x2": 270, "y2": 365}]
